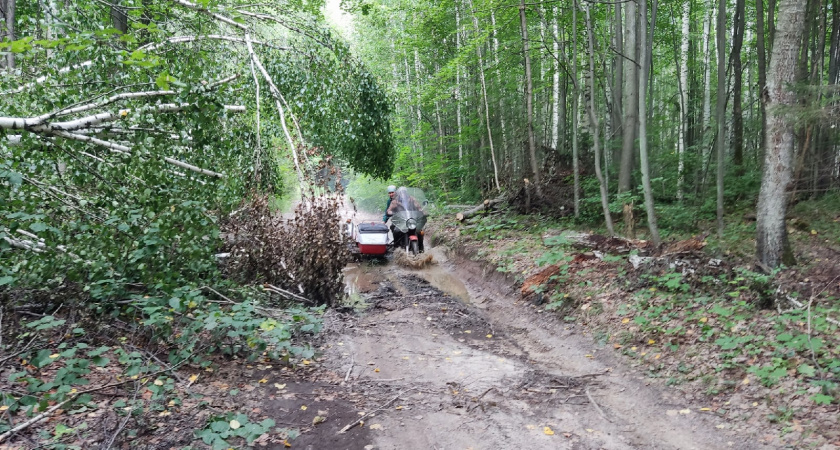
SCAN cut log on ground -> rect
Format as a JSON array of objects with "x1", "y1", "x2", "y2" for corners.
[{"x1": 455, "y1": 195, "x2": 507, "y2": 221}]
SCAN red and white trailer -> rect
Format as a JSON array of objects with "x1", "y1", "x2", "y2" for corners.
[{"x1": 346, "y1": 221, "x2": 390, "y2": 256}]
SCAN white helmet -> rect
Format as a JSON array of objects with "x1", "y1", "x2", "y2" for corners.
[{"x1": 387, "y1": 185, "x2": 397, "y2": 193}]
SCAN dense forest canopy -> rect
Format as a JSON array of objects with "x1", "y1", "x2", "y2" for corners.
[{"x1": 347, "y1": 0, "x2": 830, "y2": 266}]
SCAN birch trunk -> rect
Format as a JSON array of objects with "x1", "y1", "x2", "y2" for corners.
[
  {"x1": 702, "y1": 1, "x2": 713, "y2": 136},
  {"x1": 731, "y1": 0, "x2": 746, "y2": 171},
  {"x1": 756, "y1": 0, "x2": 805, "y2": 267},
  {"x1": 540, "y1": 6, "x2": 549, "y2": 135},
  {"x1": 414, "y1": 49, "x2": 424, "y2": 167},
  {"x1": 456, "y1": 2, "x2": 464, "y2": 163},
  {"x1": 638, "y1": 0, "x2": 661, "y2": 246},
  {"x1": 551, "y1": 7, "x2": 560, "y2": 150},
  {"x1": 677, "y1": 0, "x2": 690, "y2": 201},
  {"x1": 585, "y1": 4, "x2": 614, "y2": 235},
  {"x1": 249, "y1": 58, "x2": 261, "y2": 184},
  {"x1": 716, "y1": 0, "x2": 726, "y2": 236},
  {"x1": 466, "y1": 0, "x2": 501, "y2": 191},
  {"x1": 572, "y1": 0, "x2": 580, "y2": 217},
  {"x1": 520, "y1": 0, "x2": 541, "y2": 193},
  {"x1": 491, "y1": 10, "x2": 508, "y2": 173},
  {"x1": 611, "y1": 2, "x2": 624, "y2": 151},
  {"x1": 2, "y1": 0, "x2": 15, "y2": 69}
]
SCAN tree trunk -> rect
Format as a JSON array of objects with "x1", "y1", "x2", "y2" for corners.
[
  {"x1": 618, "y1": 0, "x2": 638, "y2": 195},
  {"x1": 456, "y1": 195, "x2": 508, "y2": 221},
  {"x1": 551, "y1": 7, "x2": 561, "y2": 151},
  {"x1": 701, "y1": 0, "x2": 714, "y2": 184},
  {"x1": 572, "y1": 0, "x2": 580, "y2": 217},
  {"x1": 611, "y1": 1, "x2": 624, "y2": 151},
  {"x1": 638, "y1": 0, "x2": 661, "y2": 246},
  {"x1": 584, "y1": 2, "x2": 615, "y2": 236},
  {"x1": 111, "y1": 0, "x2": 128, "y2": 34},
  {"x1": 756, "y1": 0, "x2": 768, "y2": 158},
  {"x1": 829, "y1": 0, "x2": 840, "y2": 84},
  {"x1": 756, "y1": 0, "x2": 806, "y2": 268},
  {"x1": 677, "y1": 0, "x2": 690, "y2": 200},
  {"x1": 520, "y1": 0, "x2": 541, "y2": 194},
  {"x1": 491, "y1": 10, "x2": 508, "y2": 175},
  {"x1": 1, "y1": 0, "x2": 15, "y2": 69},
  {"x1": 414, "y1": 49, "x2": 424, "y2": 168},
  {"x1": 767, "y1": 0, "x2": 777, "y2": 51},
  {"x1": 456, "y1": 2, "x2": 464, "y2": 163},
  {"x1": 466, "y1": 0, "x2": 501, "y2": 192},
  {"x1": 732, "y1": 0, "x2": 746, "y2": 172},
  {"x1": 813, "y1": 0, "x2": 830, "y2": 194},
  {"x1": 716, "y1": 0, "x2": 727, "y2": 236}
]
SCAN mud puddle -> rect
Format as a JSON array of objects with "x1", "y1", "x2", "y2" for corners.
[{"x1": 343, "y1": 247, "x2": 471, "y2": 305}]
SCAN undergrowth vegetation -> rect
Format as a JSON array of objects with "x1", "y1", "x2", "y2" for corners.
[
  {"x1": 439, "y1": 197, "x2": 840, "y2": 444},
  {"x1": 0, "y1": 0, "x2": 391, "y2": 445}
]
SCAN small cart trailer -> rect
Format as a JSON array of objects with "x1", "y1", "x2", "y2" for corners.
[{"x1": 346, "y1": 221, "x2": 390, "y2": 256}]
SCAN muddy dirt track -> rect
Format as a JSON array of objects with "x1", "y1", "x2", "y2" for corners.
[{"x1": 295, "y1": 245, "x2": 772, "y2": 450}]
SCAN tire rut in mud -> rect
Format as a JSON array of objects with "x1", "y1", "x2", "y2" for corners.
[{"x1": 359, "y1": 273, "x2": 614, "y2": 419}]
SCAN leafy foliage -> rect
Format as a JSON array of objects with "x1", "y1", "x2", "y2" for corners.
[{"x1": 0, "y1": 0, "x2": 393, "y2": 447}]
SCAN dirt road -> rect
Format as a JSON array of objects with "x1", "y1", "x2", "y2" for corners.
[{"x1": 308, "y1": 245, "x2": 770, "y2": 450}]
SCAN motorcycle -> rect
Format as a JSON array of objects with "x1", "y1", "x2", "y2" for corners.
[{"x1": 387, "y1": 187, "x2": 428, "y2": 256}]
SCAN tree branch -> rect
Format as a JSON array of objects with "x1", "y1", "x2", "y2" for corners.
[
  {"x1": 244, "y1": 34, "x2": 305, "y2": 186},
  {"x1": 139, "y1": 34, "x2": 287, "y2": 52},
  {"x1": 171, "y1": 0, "x2": 248, "y2": 30},
  {"x1": 163, "y1": 157, "x2": 225, "y2": 178}
]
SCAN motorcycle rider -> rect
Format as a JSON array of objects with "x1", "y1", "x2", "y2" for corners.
[
  {"x1": 382, "y1": 185, "x2": 397, "y2": 223},
  {"x1": 386, "y1": 186, "x2": 425, "y2": 253}
]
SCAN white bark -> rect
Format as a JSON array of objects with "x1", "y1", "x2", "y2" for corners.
[
  {"x1": 139, "y1": 35, "x2": 285, "y2": 53},
  {"x1": 1, "y1": 103, "x2": 244, "y2": 134},
  {"x1": 249, "y1": 57, "x2": 262, "y2": 182},
  {"x1": 466, "y1": 0, "x2": 501, "y2": 192},
  {"x1": 715, "y1": 0, "x2": 726, "y2": 236},
  {"x1": 172, "y1": 0, "x2": 247, "y2": 30},
  {"x1": 551, "y1": 7, "x2": 560, "y2": 150},
  {"x1": 539, "y1": 6, "x2": 548, "y2": 123},
  {"x1": 51, "y1": 130, "x2": 132, "y2": 153},
  {"x1": 572, "y1": 0, "x2": 580, "y2": 217},
  {"x1": 163, "y1": 157, "x2": 225, "y2": 178},
  {"x1": 414, "y1": 48, "x2": 424, "y2": 164},
  {"x1": 677, "y1": 0, "x2": 690, "y2": 201},
  {"x1": 456, "y1": 2, "x2": 463, "y2": 162},
  {"x1": 491, "y1": 10, "x2": 508, "y2": 162},
  {"x1": 244, "y1": 34, "x2": 304, "y2": 186},
  {"x1": 520, "y1": 0, "x2": 541, "y2": 193},
  {"x1": 702, "y1": 0, "x2": 713, "y2": 135},
  {"x1": 2, "y1": 0, "x2": 15, "y2": 69}
]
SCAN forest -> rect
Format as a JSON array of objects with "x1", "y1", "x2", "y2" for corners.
[
  {"x1": 348, "y1": 0, "x2": 834, "y2": 267},
  {"x1": 1, "y1": 0, "x2": 839, "y2": 447}
]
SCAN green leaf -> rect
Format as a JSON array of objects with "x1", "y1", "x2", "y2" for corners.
[
  {"x1": 812, "y1": 394, "x2": 834, "y2": 405},
  {"x1": 797, "y1": 364, "x2": 816, "y2": 377},
  {"x1": 155, "y1": 71, "x2": 176, "y2": 90},
  {"x1": 29, "y1": 222, "x2": 48, "y2": 232}
]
